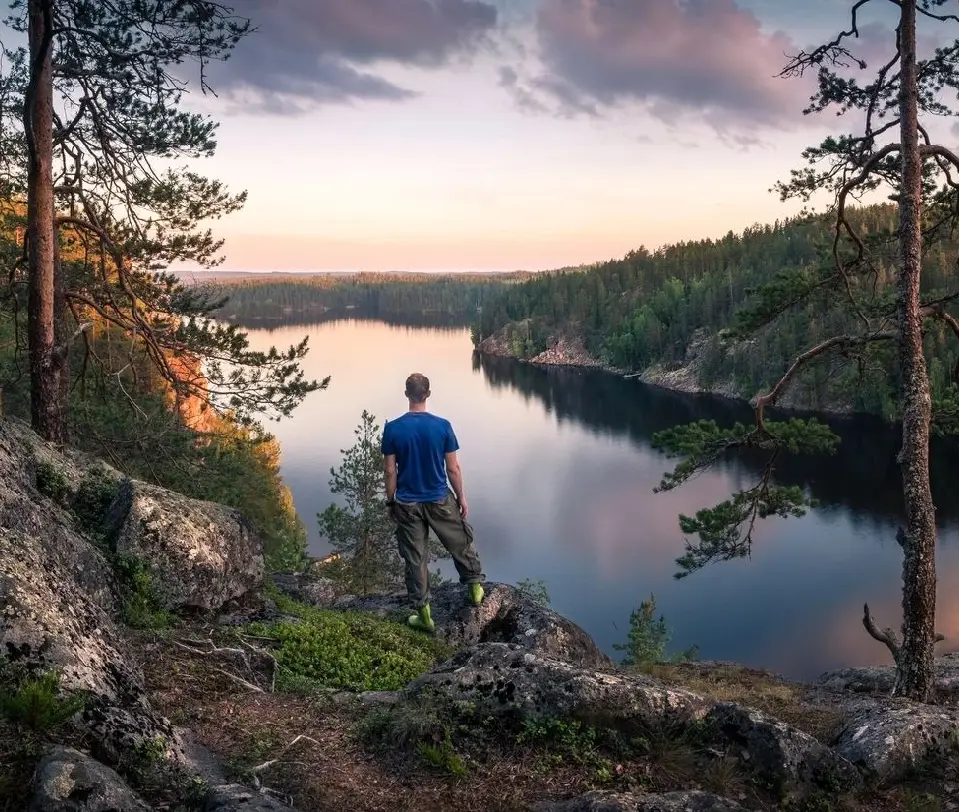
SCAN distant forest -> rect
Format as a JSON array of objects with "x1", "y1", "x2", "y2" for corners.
[
  {"x1": 472, "y1": 204, "x2": 959, "y2": 416},
  {"x1": 209, "y1": 271, "x2": 534, "y2": 325}
]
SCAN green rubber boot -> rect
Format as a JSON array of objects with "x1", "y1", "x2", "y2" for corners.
[
  {"x1": 408, "y1": 604, "x2": 435, "y2": 633},
  {"x1": 469, "y1": 583, "x2": 485, "y2": 607}
]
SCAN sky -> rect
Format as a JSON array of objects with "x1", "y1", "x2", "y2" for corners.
[{"x1": 11, "y1": 0, "x2": 959, "y2": 273}]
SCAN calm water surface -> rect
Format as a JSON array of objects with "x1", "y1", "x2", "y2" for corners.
[{"x1": 244, "y1": 318, "x2": 959, "y2": 681}]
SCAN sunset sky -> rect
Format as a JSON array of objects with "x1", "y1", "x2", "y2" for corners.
[{"x1": 16, "y1": 0, "x2": 959, "y2": 273}]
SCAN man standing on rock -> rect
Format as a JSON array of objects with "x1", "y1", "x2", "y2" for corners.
[{"x1": 382, "y1": 372, "x2": 485, "y2": 632}]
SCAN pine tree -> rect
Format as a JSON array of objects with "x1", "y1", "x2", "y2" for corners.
[
  {"x1": 2, "y1": 0, "x2": 326, "y2": 441},
  {"x1": 653, "y1": 0, "x2": 959, "y2": 701},
  {"x1": 318, "y1": 411, "x2": 448, "y2": 595}
]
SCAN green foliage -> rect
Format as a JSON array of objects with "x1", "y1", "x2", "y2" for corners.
[
  {"x1": 318, "y1": 411, "x2": 448, "y2": 593},
  {"x1": 651, "y1": 418, "x2": 839, "y2": 577},
  {"x1": 516, "y1": 578, "x2": 550, "y2": 607},
  {"x1": 1, "y1": 2, "x2": 326, "y2": 429},
  {"x1": 113, "y1": 554, "x2": 172, "y2": 631},
  {"x1": 34, "y1": 461, "x2": 68, "y2": 503},
  {"x1": 247, "y1": 593, "x2": 446, "y2": 693},
  {"x1": 614, "y1": 594, "x2": 698, "y2": 667},
  {"x1": 415, "y1": 733, "x2": 468, "y2": 777},
  {"x1": 0, "y1": 667, "x2": 85, "y2": 733},
  {"x1": 71, "y1": 471, "x2": 120, "y2": 541}
]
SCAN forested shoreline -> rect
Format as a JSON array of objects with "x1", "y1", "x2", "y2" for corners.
[
  {"x1": 208, "y1": 271, "x2": 533, "y2": 324},
  {"x1": 471, "y1": 204, "x2": 959, "y2": 417}
]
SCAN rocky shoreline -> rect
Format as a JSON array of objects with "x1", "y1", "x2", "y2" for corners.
[
  {"x1": 2, "y1": 416, "x2": 958, "y2": 811},
  {"x1": 476, "y1": 328, "x2": 857, "y2": 416}
]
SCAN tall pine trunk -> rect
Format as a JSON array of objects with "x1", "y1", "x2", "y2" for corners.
[
  {"x1": 25, "y1": 0, "x2": 63, "y2": 443},
  {"x1": 895, "y1": 0, "x2": 938, "y2": 702}
]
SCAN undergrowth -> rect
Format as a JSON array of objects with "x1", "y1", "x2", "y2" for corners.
[{"x1": 246, "y1": 590, "x2": 451, "y2": 693}]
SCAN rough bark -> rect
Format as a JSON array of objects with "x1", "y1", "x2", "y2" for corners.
[
  {"x1": 25, "y1": 0, "x2": 64, "y2": 443},
  {"x1": 894, "y1": 0, "x2": 938, "y2": 702}
]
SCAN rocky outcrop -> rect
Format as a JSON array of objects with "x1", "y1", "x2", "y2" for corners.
[
  {"x1": 30, "y1": 747, "x2": 150, "y2": 812},
  {"x1": 334, "y1": 581, "x2": 613, "y2": 670},
  {"x1": 405, "y1": 642, "x2": 710, "y2": 729},
  {"x1": 270, "y1": 571, "x2": 340, "y2": 608},
  {"x1": 833, "y1": 700, "x2": 959, "y2": 782},
  {"x1": 106, "y1": 478, "x2": 264, "y2": 612},
  {"x1": 818, "y1": 653, "x2": 959, "y2": 701},
  {"x1": 705, "y1": 703, "x2": 861, "y2": 792},
  {"x1": 534, "y1": 791, "x2": 748, "y2": 812},
  {"x1": 0, "y1": 417, "x2": 266, "y2": 807}
]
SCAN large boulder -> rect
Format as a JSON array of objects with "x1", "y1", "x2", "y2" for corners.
[
  {"x1": 334, "y1": 581, "x2": 612, "y2": 669},
  {"x1": 404, "y1": 642, "x2": 709, "y2": 730},
  {"x1": 833, "y1": 699, "x2": 959, "y2": 782},
  {"x1": 106, "y1": 478, "x2": 264, "y2": 612},
  {"x1": 533, "y1": 791, "x2": 748, "y2": 812},
  {"x1": 30, "y1": 746, "x2": 150, "y2": 812},
  {"x1": 705, "y1": 703, "x2": 861, "y2": 793},
  {"x1": 0, "y1": 418, "x2": 262, "y2": 789}
]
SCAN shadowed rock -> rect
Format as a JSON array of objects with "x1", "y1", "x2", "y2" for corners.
[
  {"x1": 705, "y1": 703, "x2": 861, "y2": 793},
  {"x1": 533, "y1": 790, "x2": 748, "y2": 812},
  {"x1": 106, "y1": 479, "x2": 264, "y2": 612},
  {"x1": 833, "y1": 700, "x2": 959, "y2": 782},
  {"x1": 332, "y1": 581, "x2": 613, "y2": 669},
  {"x1": 404, "y1": 642, "x2": 709, "y2": 729},
  {"x1": 30, "y1": 746, "x2": 150, "y2": 812}
]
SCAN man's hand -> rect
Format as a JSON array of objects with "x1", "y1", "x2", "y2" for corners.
[
  {"x1": 457, "y1": 499, "x2": 469, "y2": 520},
  {"x1": 386, "y1": 499, "x2": 398, "y2": 523}
]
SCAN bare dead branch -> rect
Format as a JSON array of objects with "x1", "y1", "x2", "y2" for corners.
[{"x1": 753, "y1": 331, "x2": 896, "y2": 428}]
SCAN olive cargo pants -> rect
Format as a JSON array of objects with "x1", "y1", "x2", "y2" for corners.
[{"x1": 392, "y1": 491, "x2": 485, "y2": 608}]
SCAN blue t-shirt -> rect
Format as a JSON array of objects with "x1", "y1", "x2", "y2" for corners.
[{"x1": 381, "y1": 412, "x2": 459, "y2": 503}]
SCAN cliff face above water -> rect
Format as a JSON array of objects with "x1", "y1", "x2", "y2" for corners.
[{"x1": 3, "y1": 416, "x2": 959, "y2": 812}]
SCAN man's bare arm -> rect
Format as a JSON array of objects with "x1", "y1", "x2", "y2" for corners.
[
  {"x1": 384, "y1": 454, "x2": 397, "y2": 501},
  {"x1": 446, "y1": 451, "x2": 467, "y2": 517}
]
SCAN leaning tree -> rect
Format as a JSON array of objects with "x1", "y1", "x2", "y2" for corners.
[
  {"x1": 654, "y1": 0, "x2": 959, "y2": 701},
  {"x1": 1, "y1": 0, "x2": 326, "y2": 443}
]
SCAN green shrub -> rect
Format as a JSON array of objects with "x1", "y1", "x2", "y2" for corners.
[
  {"x1": 113, "y1": 554, "x2": 172, "y2": 630},
  {"x1": 516, "y1": 578, "x2": 550, "y2": 607},
  {"x1": 614, "y1": 594, "x2": 698, "y2": 667},
  {"x1": 35, "y1": 461, "x2": 69, "y2": 504},
  {"x1": 71, "y1": 472, "x2": 120, "y2": 541},
  {"x1": 247, "y1": 595, "x2": 445, "y2": 693},
  {"x1": 0, "y1": 668, "x2": 85, "y2": 733}
]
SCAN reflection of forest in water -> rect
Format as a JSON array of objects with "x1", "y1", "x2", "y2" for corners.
[
  {"x1": 225, "y1": 309, "x2": 470, "y2": 332},
  {"x1": 475, "y1": 352, "x2": 959, "y2": 531}
]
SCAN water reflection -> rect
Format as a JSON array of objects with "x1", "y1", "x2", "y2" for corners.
[
  {"x1": 242, "y1": 319, "x2": 959, "y2": 680},
  {"x1": 476, "y1": 353, "x2": 959, "y2": 527}
]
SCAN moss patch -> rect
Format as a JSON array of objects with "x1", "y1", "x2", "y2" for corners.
[{"x1": 246, "y1": 592, "x2": 450, "y2": 693}]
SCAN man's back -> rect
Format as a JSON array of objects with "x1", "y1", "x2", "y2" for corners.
[{"x1": 382, "y1": 412, "x2": 459, "y2": 503}]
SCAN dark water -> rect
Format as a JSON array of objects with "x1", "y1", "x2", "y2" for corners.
[{"x1": 244, "y1": 318, "x2": 959, "y2": 681}]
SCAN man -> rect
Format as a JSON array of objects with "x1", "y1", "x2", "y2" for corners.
[{"x1": 382, "y1": 372, "x2": 485, "y2": 632}]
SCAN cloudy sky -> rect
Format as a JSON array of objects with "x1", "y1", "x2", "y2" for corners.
[{"x1": 41, "y1": 0, "x2": 959, "y2": 272}]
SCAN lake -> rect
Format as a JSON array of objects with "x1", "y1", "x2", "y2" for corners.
[{"x1": 243, "y1": 317, "x2": 959, "y2": 681}]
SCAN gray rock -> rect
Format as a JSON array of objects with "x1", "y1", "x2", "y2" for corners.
[
  {"x1": 270, "y1": 572, "x2": 339, "y2": 608},
  {"x1": 405, "y1": 643, "x2": 709, "y2": 729},
  {"x1": 336, "y1": 581, "x2": 612, "y2": 669},
  {"x1": 206, "y1": 784, "x2": 303, "y2": 811},
  {"x1": 106, "y1": 478, "x2": 264, "y2": 612},
  {"x1": 532, "y1": 791, "x2": 748, "y2": 812},
  {"x1": 833, "y1": 699, "x2": 959, "y2": 782},
  {"x1": 30, "y1": 746, "x2": 150, "y2": 812},
  {"x1": 705, "y1": 703, "x2": 861, "y2": 793},
  {"x1": 818, "y1": 653, "x2": 959, "y2": 702}
]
